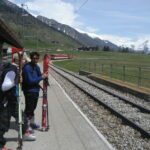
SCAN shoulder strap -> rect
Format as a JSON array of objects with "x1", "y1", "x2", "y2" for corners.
[{"x1": 0, "y1": 64, "x2": 4, "y2": 87}]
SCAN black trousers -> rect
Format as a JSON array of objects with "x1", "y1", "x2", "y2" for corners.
[
  {"x1": 24, "y1": 92, "x2": 39, "y2": 119},
  {"x1": 0, "y1": 101, "x2": 27, "y2": 148},
  {"x1": 0, "y1": 104, "x2": 9, "y2": 148}
]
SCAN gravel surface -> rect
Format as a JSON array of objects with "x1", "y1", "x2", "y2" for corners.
[
  {"x1": 50, "y1": 67, "x2": 150, "y2": 150},
  {"x1": 52, "y1": 66, "x2": 150, "y2": 132}
]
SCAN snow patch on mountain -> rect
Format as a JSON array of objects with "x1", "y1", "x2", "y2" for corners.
[{"x1": 86, "y1": 32, "x2": 150, "y2": 51}]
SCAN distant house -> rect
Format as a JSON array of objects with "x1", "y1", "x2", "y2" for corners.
[{"x1": 77, "y1": 46, "x2": 98, "y2": 51}]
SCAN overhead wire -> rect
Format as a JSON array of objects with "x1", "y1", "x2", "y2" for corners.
[{"x1": 75, "y1": 0, "x2": 89, "y2": 12}]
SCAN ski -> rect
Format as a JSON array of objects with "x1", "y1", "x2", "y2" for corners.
[
  {"x1": 16, "y1": 82, "x2": 23, "y2": 150},
  {"x1": 41, "y1": 54, "x2": 50, "y2": 131},
  {"x1": 12, "y1": 48, "x2": 24, "y2": 150}
]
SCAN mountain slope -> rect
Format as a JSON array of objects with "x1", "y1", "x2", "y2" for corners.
[
  {"x1": 37, "y1": 15, "x2": 119, "y2": 50},
  {"x1": 0, "y1": 0, "x2": 81, "y2": 50}
]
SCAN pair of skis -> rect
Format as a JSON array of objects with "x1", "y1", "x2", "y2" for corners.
[
  {"x1": 16, "y1": 53, "x2": 50, "y2": 150},
  {"x1": 41, "y1": 54, "x2": 50, "y2": 131},
  {"x1": 12, "y1": 49, "x2": 24, "y2": 150}
]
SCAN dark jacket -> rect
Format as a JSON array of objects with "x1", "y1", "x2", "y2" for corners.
[{"x1": 22, "y1": 62, "x2": 42, "y2": 93}]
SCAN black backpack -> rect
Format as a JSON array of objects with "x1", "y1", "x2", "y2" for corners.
[
  {"x1": 0, "y1": 63, "x2": 18, "y2": 100},
  {"x1": 0, "y1": 63, "x2": 11, "y2": 88}
]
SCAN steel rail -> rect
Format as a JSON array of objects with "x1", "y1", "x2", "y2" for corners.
[
  {"x1": 52, "y1": 65, "x2": 150, "y2": 114},
  {"x1": 51, "y1": 65, "x2": 150, "y2": 138}
]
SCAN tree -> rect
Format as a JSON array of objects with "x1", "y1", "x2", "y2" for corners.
[{"x1": 103, "y1": 46, "x2": 110, "y2": 51}]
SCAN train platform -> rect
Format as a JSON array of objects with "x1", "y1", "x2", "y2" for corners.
[{"x1": 5, "y1": 74, "x2": 114, "y2": 150}]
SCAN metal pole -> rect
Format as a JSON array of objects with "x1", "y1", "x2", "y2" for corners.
[
  {"x1": 79, "y1": 61, "x2": 81, "y2": 71},
  {"x1": 138, "y1": 67, "x2": 141, "y2": 87},
  {"x1": 123, "y1": 65, "x2": 125, "y2": 82},
  {"x1": 88, "y1": 62, "x2": 90, "y2": 72},
  {"x1": 94, "y1": 63, "x2": 96, "y2": 73},
  {"x1": 101, "y1": 64, "x2": 104, "y2": 75},
  {"x1": 110, "y1": 64, "x2": 112, "y2": 78}
]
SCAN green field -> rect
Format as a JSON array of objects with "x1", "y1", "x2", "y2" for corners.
[{"x1": 53, "y1": 51, "x2": 150, "y2": 88}]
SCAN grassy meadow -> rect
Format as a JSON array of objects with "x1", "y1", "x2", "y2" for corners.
[{"x1": 53, "y1": 50, "x2": 150, "y2": 88}]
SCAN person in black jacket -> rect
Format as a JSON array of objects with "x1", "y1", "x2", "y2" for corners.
[
  {"x1": 0, "y1": 52, "x2": 36, "y2": 150},
  {"x1": 22, "y1": 52, "x2": 48, "y2": 130}
]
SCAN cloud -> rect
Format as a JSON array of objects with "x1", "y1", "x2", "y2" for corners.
[
  {"x1": 12, "y1": 0, "x2": 99, "y2": 33},
  {"x1": 21, "y1": 0, "x2": 80, "y2": 28},
  {"x1": 9, "y1": 0, "x2": 80, "y2": 27},
  {"x1": 9, "y1": 0, "x2": 150, "y2": 50},
  {"x1": 83, "y1": 31, "x2": 150, "y2": 50}
]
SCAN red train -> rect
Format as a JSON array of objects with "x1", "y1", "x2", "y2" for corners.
[{"x1": 49, "y1": 54, "x2": 73, "y2": 60}]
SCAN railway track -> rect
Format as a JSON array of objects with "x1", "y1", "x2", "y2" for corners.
[{"x1": 50, "y1": 65, "x2": 150, "y2": 139}]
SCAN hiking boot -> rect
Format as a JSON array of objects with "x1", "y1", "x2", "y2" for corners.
[
  {"x1": 30, "y1": 123, "x2": 40, "y2": 129},
  {"x1": 23, "y1": 131, "x2": 36, "y2": 141}
]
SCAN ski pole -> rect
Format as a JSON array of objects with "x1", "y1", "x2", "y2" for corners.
[
  {"x1": 16, "y1": 50, "x2": 23, "y2": 150},
  {"x1": 16, "y1": 83, "x2": 23, "y2": 150}
]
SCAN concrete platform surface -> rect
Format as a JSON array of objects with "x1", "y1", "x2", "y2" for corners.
[{"x1": 5, "y1": 74, "x2": 114, "y2": 150}]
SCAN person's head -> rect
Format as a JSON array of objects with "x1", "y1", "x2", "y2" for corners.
[
  {"x1": 30, "y1": 52, "x2": 40, "y2": 64},
  {"x1": 0, "y1": 47, "x2": 12, "y2": 63}
]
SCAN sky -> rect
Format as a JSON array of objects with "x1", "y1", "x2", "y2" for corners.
[{"x1": 9, "y1": 0, "x2": 150, "y2": 50}]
